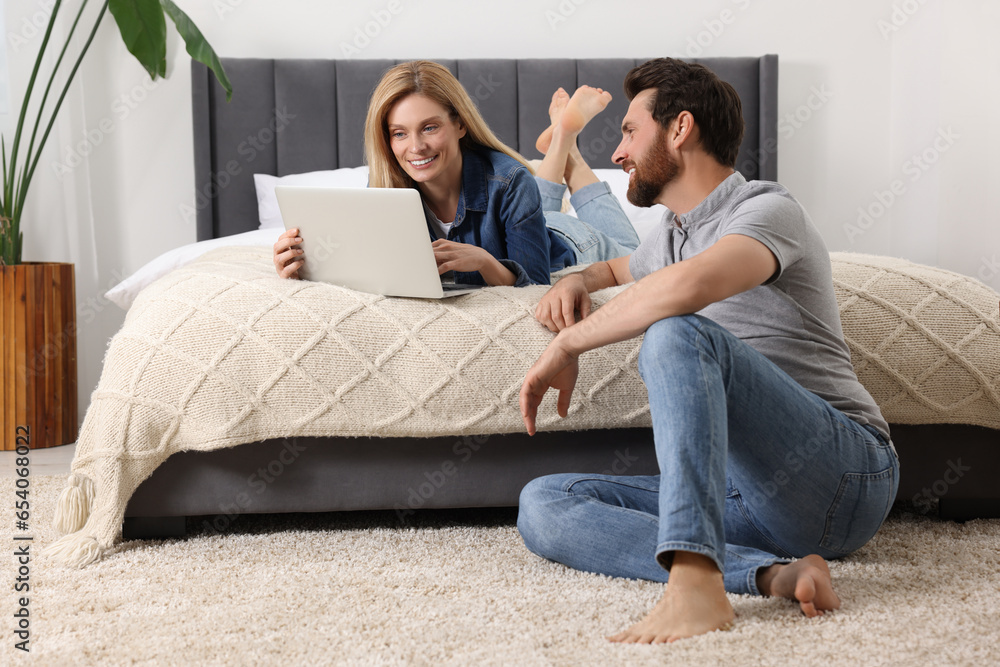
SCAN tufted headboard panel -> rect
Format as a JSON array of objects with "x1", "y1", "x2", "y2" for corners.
[{"x1": 192, "y1": 55, "x2": 778, "y2": 241}]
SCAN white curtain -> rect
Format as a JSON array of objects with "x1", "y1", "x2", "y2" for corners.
[{"x1": 6, "y1": 0, "x2": 105, "y2": 425}]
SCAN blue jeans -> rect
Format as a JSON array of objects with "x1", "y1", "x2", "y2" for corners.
[
  {"x1": 537, "y1": 178, "x2": 640, "y2": 263},
  {"x1": 518, "y1": 315, "x2": 899, "y2": 595}
]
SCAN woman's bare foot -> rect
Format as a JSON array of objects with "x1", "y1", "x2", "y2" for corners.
[
  {"x1": 757, "y1": 554, "x2": 841, "y2": 618},
  {"x1": 536, "y1": 87, "x2": 570, "y2": 154},
  {"x1": 535, "y1": 86, "x2": 612, "y2": 190},
  {"x1": 559, "y1": 85, "x2": 613, "y2": 137},
  {"x1": 535, "y1": 85, "x2": 611, "y2": 154},
  {"x1": 608, "y1": 552, "x2": 735, "y2": 644}
]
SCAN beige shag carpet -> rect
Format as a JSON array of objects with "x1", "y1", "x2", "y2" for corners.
[{"x1": 4, "y1": 475, "x2": 998, "y2": 665}]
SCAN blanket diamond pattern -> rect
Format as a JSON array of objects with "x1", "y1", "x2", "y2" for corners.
[
  {"x1": 831, "y1": 252, "x2": 1000, "y2": 428},
  {"x1": 116, "y1": 247, "x2": 651, "y2": 447},
  {"x1": 50, "y1": 247, "x2": 999, "y2": 567}
]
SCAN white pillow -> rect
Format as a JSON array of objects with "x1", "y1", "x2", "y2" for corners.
[
  {"x1": 255, "y1": 165, "x2": 666, "y2": 241},
  {"x1": 108, "y1": 166, "x2": 665, "y2": 311},
  {"x1": 254, "y1": 166, "x2": 370, "y2": 229},
  {"x1": 104, "y1": 229, "x2": 282, "y2": 310},
  {"x1": 529, "y1": 164, "x2": 668, "y2": 244},
  {"x1": 587, "y1": 168, "x2": 669, "y2": 244}
]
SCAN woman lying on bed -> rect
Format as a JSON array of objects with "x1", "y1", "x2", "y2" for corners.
[{"x1": 273, "y1": 60, "x2": 639, "y2": 286}]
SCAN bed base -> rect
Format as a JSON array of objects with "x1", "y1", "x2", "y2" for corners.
[{"x1": 123, "y1": 423, "x2": 1000, "y2": 540}]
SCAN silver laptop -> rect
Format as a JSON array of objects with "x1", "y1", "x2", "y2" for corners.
[{"x1": 275, "y1": 186, "x2": 484, "y2": 298}]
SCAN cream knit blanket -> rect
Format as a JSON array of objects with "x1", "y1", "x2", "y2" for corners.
[
  {"x1": 48, "y1": 248, "x2": 1000, "y2": 567},
  {"x1": 831, "y1": 253, "x2": 999, "y2": 427}
]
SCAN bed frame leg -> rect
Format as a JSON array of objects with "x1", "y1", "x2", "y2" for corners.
[{"x1": 122, "y1": 516, "x2": 188, "y2": 540}]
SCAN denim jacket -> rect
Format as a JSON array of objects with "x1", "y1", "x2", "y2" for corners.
[{"x1": 424, "y1": 146, "x2": 575, "y2": 286}]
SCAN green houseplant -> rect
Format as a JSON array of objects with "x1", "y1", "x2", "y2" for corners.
[
  {"x1": 1, "y1": 0, "x2": 232, "y2": 265},
  {"x1": 0, "y1": 0, "x2": 231, "y2": 450}
]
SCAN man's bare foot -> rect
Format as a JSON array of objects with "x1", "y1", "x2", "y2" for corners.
[
  {"x1": 757, "y1": 554, "x2": 841, "y2": 618},
  {"x1": 608, "y1": 552, "x2": 735, "y2": 644},
  {"x1": 535, "y1": 87, "x2": 570, "y2": 154}
]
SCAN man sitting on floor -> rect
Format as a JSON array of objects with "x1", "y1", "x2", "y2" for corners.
[{"x1": 516, "y1": 57, "x2": 899, "y2": 643}]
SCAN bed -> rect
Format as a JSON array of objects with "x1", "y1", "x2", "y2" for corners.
[{"x1": 49, "y1": 56, "x2": 1000, "y2": 567}]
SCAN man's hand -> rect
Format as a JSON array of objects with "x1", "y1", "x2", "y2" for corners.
[
  {"x1": 520, "y1": 335, "x2": 580, "y2": 435},
  {"x1": 535, "y1": 273, "x2": 592, "y2": 332}
]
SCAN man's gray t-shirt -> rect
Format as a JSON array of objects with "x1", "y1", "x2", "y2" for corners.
[{"x1": 629, "y1": 172, "x2": 890, "y2": 440}]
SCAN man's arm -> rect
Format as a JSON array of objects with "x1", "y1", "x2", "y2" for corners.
[
  {"x1": 579, "y1": 254, "x2": 634, "y2": 290},
  {"x1": 520, "y1": 234, "x2": 777, "y2": 433},
  {"x1": 535, "y1": 255, "x2": 633, "y2": 332},
  {"x1": 560, "y1": 234, "x2": 777, "y2": 354}
]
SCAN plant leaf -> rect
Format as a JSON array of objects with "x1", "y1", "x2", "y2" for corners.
[
  {"x1": 108, "y1": 0, "x2": 167, "y2": 79},
  {"x1": 160, "y1": 0, "x2": 233, "y2": 102}
]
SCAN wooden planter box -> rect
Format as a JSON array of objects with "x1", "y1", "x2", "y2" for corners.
[{"x1": 1, "y1": 262, "x2": 78, "y2": 450}]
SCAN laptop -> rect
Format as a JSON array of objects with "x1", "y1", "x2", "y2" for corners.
[{"x1": 275, "y1": 186, "x2": 485, "y2": 298}]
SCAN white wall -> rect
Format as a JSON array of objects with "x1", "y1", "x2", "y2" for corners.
[{"x1": 5, "y1": 0, "x2": 999, "y2": 423}]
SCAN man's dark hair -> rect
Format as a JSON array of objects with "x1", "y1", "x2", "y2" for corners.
[{"x1": 623, "y1": 58, "x2": 745, "y2": 168}]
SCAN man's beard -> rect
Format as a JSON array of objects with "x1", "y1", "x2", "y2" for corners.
[{"x1": 626, "y1": 130, "x2": 678, "y2": 208}]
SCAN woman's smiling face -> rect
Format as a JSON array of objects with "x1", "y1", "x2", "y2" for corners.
[{"x1": 387, "y1": 93, "x2": 467, "y2": 188}]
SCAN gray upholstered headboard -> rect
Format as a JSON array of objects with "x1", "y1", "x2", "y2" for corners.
[{"x1": 192, "y1": 56, "x2": 778, "y2": 241}]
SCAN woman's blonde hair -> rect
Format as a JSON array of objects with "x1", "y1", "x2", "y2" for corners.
[{"x1": 364, "y1": 60, "x2": 533, "y2": 188}]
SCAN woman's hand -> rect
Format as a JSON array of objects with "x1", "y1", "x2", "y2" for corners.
[
  {"x1": 431, "y1": 239, "x2": 492, "y2": 274},
  {"x1": 519, "y1": 334, "x2": 580, "y2": 435},
  {"x1": 432, "y1": 239, "x2": 516, "y2": 286},
  {"x1": 273, "y1": 228, "x2": 304, "y2": 279}
]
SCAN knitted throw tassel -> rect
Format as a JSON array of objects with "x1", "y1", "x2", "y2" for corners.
[
  {"x1": 52, "y1": 473, "x2": 94, "y2": 535},
  {"x1": 44, "y1": 532, "x2": 103, "y2": 568}
]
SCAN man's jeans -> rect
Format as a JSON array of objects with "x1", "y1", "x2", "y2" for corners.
[
  {"x1": 518, "y1": 315, "x2": 899, "y2": 595},
  {"x1": 537, "y1": 178, "x2": 640, "y2": 263}
]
